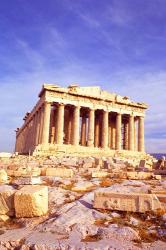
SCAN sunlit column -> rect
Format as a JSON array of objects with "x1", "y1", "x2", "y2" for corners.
[
  {"x1": 72, "y1": 105, "x2": 80, "y2": 146},
  {"x1": 116, "y1": 113, "x2": 122, "y2": 150},
  {"x1": 138, "y1": 116, "x2": 145, "y2": 152},
  {"x1": 56, "y1": 103, "x2": 65, "y2": 144},
  {"x1": 87, "y1": 109, "x2": 95, "y2": 147},
  {"x1": 129, "y1": 115, "x2": 135, "y2": 151},
  {"x1": 101, "y1": 110, "x2": 109, "y2": 148},
  {"x1": 41, "y1": 102, "x2": 51, "y2": 144},
  {"x1": 81, "y1": 116, "x2": 87, "y2": 146}
]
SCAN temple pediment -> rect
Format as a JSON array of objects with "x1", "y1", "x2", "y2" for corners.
[{"x1": 39, "y1": 84, "x2": 147, "y2": 108}]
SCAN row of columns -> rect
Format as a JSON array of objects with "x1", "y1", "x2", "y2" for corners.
[
  {"x1": 41, "y1": 102, "x2": 144, "y2": 152},
  {"x1": 15, "y1": 101, "x2": 145, "y2": 153},
  {"x1": 15, "y1": 104, "x2": 45, "y2": 153}
]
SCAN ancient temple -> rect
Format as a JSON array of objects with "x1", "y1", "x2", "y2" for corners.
[{"x1": 15, "y1": 84, "x2": 148, "y2": 156}]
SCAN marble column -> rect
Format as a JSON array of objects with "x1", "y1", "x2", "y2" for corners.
[
  {"x1": 101, "y1": 110, "x2": 109, "y2": 148},
  {"x1": 32, "y1": 113, "x2": 38, "y2": 147},
  {"x1": 64, "y1": 109, "x2": 69, "y2": 144},
  {"x1": 116, "y1": 113, "x2": 122, "y2": 150},
  {"x1": 94, "y1": 115, "x2": 100, "y2": 147},
  {"x1": 129, "y1": 115, "x2": 135, "y2": 151},
  {"x1": 138, "y1": 116, "x2": 145, "y2": 152},
  {"x1": 41, "y1": 102, "x2": 51, "y2": 144},
  {"x1": 22, "y1": 127, "x2": 26, "y2": 153},
  {"x1": 134, "y1": 118, "x2": 138, "y2": 151},
  {"x1": 20, "y1": 133, "x2": 23, "y2": 152},
  {"x1": 30, "y1": 118, "x2": 35, "y2": 150},
  {"x1": 124, "y1": 121, "x2": 129, "y2": 150},
  {"x1": 27, "y1": 123, "x2": 30, "y2": 151},
  {"x1": 87, "y1": 109, "x2": 95, "y2": 147},
  {"x1": 28, "y1": 120, "x2": 33, "y2": 152},
  {"x1": 81, "y1": 116, "x2": 87, "y2": 146},
  {"x1": 108, "y1": 117, "x2": 112, "y2": 148},
  {"x1": 56, "y1": 103, "x2": 65, "y2": 144},
  {"x1": 111, "y1": 119, "x2": 116, "y2": 149},
  {"x1": 50, "y1": 107, "x2": 56, "y2": 144},
  {"x1": 67, "y1": 113, "x2": 72, "y2": 144},
  {"x1": 15, "y1": 137, "x2": 17, "y2": 152},
  {"x1": 72, "y1": 106, "x2": 80, "y2": 146},
  {"x1": 39, "y1": 107, "x2": 44, "y2": 144},
  {"x1": 25, "y1": 125, "x2": 29, "y2": 153},
  {"x1": 35, "y1": 110, "x2": 40, "y2": 145}
]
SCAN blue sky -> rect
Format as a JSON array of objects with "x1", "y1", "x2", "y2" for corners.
[{"x1": 0, "y1": 0, "x2": 166, "y2": 153}]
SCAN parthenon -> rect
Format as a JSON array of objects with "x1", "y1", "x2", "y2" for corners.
[{"x1": 15, "y1": 84, "x2": 148, "y2": 156}]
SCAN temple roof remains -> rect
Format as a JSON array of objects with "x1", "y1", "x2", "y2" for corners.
[{"x1": 38, "y1": 83, "x2": 148, "y2": 109}]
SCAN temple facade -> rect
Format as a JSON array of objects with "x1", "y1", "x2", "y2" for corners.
[{"x1": 15, "y1": 84, "x2": 148, "y2": 156}]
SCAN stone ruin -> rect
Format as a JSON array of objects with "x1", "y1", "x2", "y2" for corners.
[
  {"x1": 0, "y1": 153, "x2": 165, "y2": 249},
  {"x1": 15, "y1": 84, "x2": 147, "y2": 157},
  {"x1": 0, "y1": 85, "x2": 165, "y2": 249}
]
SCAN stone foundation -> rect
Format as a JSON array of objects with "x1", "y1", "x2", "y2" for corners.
[{"x1": 33, "y1": 143, "x2": 149, "y2": 158}]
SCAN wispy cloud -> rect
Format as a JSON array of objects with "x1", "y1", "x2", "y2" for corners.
[
  {"x1": 106, "y1": 3, "x2": 134, "y2": 27},
  {"x1": 106, "y1": 70, "x2": 166, "y2": 153}
]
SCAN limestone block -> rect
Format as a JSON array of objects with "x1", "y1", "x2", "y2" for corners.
[
  {"x1": 7, "y1": 167, "x2": 41, "y2": 177},
  {"x1": 156, "y1": 159, "x2": 165, "y2": 170},
  {"x1": 103, "y1": 160, "x2": 110, "y2": 169},
  {"x1": 154, "y1": 170, "x2": 166, "y2": 175},
  {"x1": 156, "y1": 194, "x2": 166, "y2": 203},
  {"x1": 94, "y1": 158, "x2": 103, "y2": 167},
  {"x1": 62, "y1": 159, "x2": 78, "y2": 167},
  {"x1": 83, "y1": 157, "x2": 95, "y2": 164},
  {"x1": 29, "y1": 167, "x2": 41, "y2": 176},
  {"x1": 43, "y1": 159, "x2": 55, "y2": 165},
  {"x1": 82, "y1": 162, "x2": 93, "y2": 168},
  {"x1": 72, "y1": 181, "x2": 95, "y2": 192},
  {"x1": 46, "y1": 168, "x2": 73, "y2": 178},
  {"x1": 27, "y1": 161, "x2": 39, "y2": 168},
  {"x1": 94, "y1": 191, "x2": 162, "y2": 213},
  {"x1": 0, "y1": 214, "x2": 10, "y2": 222},
  {"x1": 14, "y1": 185, "x2": 48, "y2": 218},
  {"x1": 110, "y1": 172, "x2": 127, "y2": 179},
  {"x1": 0, "y1": 152, "x2": 12, "y2": 158},
  {"x1": 0, "y1": 185, "x2": 16, "y2": 216},
  {"x1": 40, "y1": 166, "x2": 48, "y2": 176},
  {"x1": 0, "y1": 169, "x2": 8, "y2": 183},
  {"x1": 92, "y1": 171, "x2": 110, "y2": 178},
  {"x1": 153, "y1": 174, "x2": 161, "y2": 180},
  {"x1": 7, "y1": 168, "x2": 26, "y2": 177},
  {"x1": 139, "y1": 160, "x2": 146, "y2": 168},
  {"x1": 151, "y1": 185, "x2": 166, "y2": 195},
  {"x1": 11, "y1": 177, "x2": 42, "y2": 186},
  {"x1": 127, "y1": 172, "x2": 152, "y2": 180},
  {"x1": 87, "y1": 167, "x2": 100, "y2": 174}
]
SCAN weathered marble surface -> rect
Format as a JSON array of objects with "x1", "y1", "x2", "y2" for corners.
[{"x1": 0, "y1": 155, "x2": 165, "y2": 250}]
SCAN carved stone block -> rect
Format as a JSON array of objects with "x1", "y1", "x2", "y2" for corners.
[{"x1": 94, "y1": 191, "x2": 162, "y2": 213}]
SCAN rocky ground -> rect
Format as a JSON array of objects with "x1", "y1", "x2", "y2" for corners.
[{"x1": 0, "y1": 154, "x2": 165, "y2": 250}]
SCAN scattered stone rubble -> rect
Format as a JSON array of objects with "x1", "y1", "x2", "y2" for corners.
[{"x1": 0, "y1": 153, "x2": 165, "y2": 249}]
